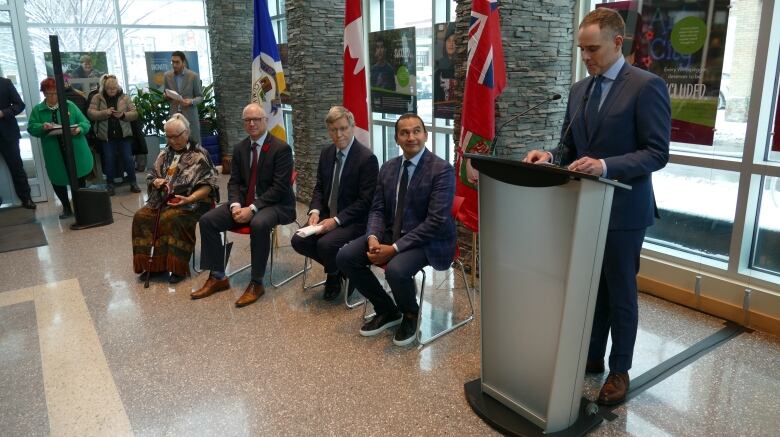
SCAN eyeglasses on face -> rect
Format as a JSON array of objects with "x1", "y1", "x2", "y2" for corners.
[
  {"x1": 242, "y1": 117, "x2": 267, "y2": 124},
  {"x1": 165, "y1": 130, "x2": 187, "y2": 140}
]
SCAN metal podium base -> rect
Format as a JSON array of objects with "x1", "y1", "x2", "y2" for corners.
[{"x1": 464, "y1": 379, "x2": 603, "y2": 437}]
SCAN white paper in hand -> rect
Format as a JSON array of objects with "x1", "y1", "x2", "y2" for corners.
[
  {"x1": 295, "y1": 225, "x2": 323, "y2": 238},
  {"x1": 164, "y1": 89, "x2": 184, "y2": 102}
]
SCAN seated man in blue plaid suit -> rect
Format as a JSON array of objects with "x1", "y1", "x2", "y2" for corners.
[{"x1": 336, "y1": 113, "x2": 456, "y2": 346}]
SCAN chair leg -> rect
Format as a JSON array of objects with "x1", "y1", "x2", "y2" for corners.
[
  {"x1": 225, "y1": 231, "x2": 251, "y2": 278},
  {"x1": 301, "y1": 257, "x2": 324, "y2": 291},
  {"x1": 416, "y1": 260, "x2": 475, "y2": 346},
  {"x1": 269, "y1": 226, "x2": 306, "y2": 287},
  {"x1": 343, "y1": 277, "x2": 366, "y2": 309}
]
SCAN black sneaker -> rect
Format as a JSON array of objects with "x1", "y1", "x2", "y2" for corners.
[
  {"x1": 393, "y1": 314, "x2": 418, "y2": 346},
  {"x1": 359, "y1": 311, "x2": 402, "y2": 337},
  {"x1": 106, "y1": 185, "x2": 115, "y2": 196},
  {"x1": 323, "y1": 273, "x2": 341, "y2": 301},
  {"x1": 59, "y1": 206, "x2": 73, "y2": 219},
  {"x1": 130, "y1": 184, "x2": 142, "y2": 193}
]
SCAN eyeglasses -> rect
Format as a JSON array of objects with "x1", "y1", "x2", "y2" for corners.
[
  {"x1": 242, "y1": 117, "x2": 267, "y2": 124},
  {"x1": 165, "y1": 130, "x2": 187, "y2": 140},
  {"x1": 328, "y1": 126, "x2": 352, "y2": 134}
]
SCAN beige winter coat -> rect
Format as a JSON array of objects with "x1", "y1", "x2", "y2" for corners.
[{"x1": 87, "y1": 90, "x2": 138, "y2": 141}]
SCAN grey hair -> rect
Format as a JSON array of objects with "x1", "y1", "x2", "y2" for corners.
[
  {"x1": 325, "y1": 105, "x2": 355, "y2": 126},
  {"x1": 164, "y1": 113, "x2": 190, "y2": 132}
]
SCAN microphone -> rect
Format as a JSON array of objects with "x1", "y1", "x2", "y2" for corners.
[
  {"x1": 554, "y1": 91, "x2": 589, "y2": 166},
  {"x1": 490, "y1": 94, "x2": 562, "y2": 156}
]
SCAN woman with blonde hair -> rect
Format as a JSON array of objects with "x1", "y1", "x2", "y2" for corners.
[{"x1": 88, "y1": 74, "x2": 140, "y2": 195}]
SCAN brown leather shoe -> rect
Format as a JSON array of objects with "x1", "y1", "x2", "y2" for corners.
[
  {"x1": 235, "y1": 282, "x2": 265, "y2": 307},
  {"x1": 598, "y1": 371, "x2": 630, "y2": 405},
  {"x1": 191, "y1": 276, "x2": 230, "y2": 299},
  {"x1": 586, "y1": 358, "x2": 605, "y2": 374}
]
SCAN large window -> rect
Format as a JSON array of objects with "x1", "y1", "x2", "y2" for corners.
[
  {"x1": 369, "y1": 0, "x2": 457, "y2": 164},
  {"x1": 22, "y1": 0, "x2": 212, "y2": 95},
  {"x1": 588, "y1": 0, "x2": 780, "y2": 286}
]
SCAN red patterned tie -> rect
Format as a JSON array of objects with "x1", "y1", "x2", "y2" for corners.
[{"x1": 245, "y1": 142, "x2": 259, "y2": 207}]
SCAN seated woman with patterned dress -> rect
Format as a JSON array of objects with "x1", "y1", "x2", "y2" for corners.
[{"x1": 131, "y1": 114, "x2": 218, "y2": 284}]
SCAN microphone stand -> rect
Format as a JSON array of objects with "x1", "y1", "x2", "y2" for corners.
[
  {"x1": 554, "y1": 93, "x2": 589, "y2": 166},
  {"x1": 491, "y1": 94, "x2": 561, "y2": 156}
]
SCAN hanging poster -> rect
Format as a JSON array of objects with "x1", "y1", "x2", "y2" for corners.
[
  {"x1": 599, "y1": 1, "x2": 730, "y2": 146},
  {"x1": 44, "y1": 51, "x2": 107, "y2": 93},
  {"x1": 433, "y1": 22, "x2": 457, "y2": 119},
  {"x1": 369, "y1": 27, "x2": 417, "y2": 115},
  {"x1": 145, "y1": 51, "x2": 200, "y2": 91}
]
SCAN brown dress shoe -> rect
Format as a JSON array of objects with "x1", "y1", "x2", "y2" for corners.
[
  {"x1": 598, "y1": 371, "x2": 630, "y2": 405},
  {"x1": 235, "y1": 282, "x2": 265, "y2": 307},
  {"x1": 585, "y1": 358, "x2": 605, "y2": 374},
  {"x1": 191, "y1": 276, "x2": 230, "y2": 299}
]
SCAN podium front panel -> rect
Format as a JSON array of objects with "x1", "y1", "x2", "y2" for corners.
[{"x1": 478, "y1": 174, "x2": 613, "y2": 432}]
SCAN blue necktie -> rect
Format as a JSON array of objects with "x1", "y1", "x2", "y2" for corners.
[
  {"x1": 392, "y1": 160, "x2": 412, "y2": 242},
  {"x1": 585, "y1": 75, "x2": 603, "y2": 136}
]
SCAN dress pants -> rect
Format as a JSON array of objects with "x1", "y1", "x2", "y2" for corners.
[
  {"x1": 587, "y1": 228, "x2": 647, "y2": 373},
  {"x1": 0, "y1": 137, "x2": 32, "y2": 202},
  {"x1": 199, "y1": 203, "x2": 292, "y2": 284},
  {"x1": 290, "y1": 222, "x2": 365, "y2": 274},
  {"x1": 336, "y1": 236, "x2": 428, "y2": 316}
]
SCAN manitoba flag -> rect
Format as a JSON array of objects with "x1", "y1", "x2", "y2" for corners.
[
  {"x1": 251, "y1": 0, "x2": 287, "y2": 141},
  {"x1": 456, "y1": 0, "x2": 506, "y2": 231}
]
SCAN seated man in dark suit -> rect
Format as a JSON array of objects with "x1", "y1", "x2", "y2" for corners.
[
  {"x1": 192, "y1": 102, "x2": 296, "y2": 307},
  {"x1": 336, "y1": 113, "x2": 456, "y2": 346},
  {"x1": 291, "y1": 106, "x2": 378, "y2": 300}
]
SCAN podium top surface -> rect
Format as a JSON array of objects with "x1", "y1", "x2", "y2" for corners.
[{"x1": 465, "y1": 154, "x2": 631, "y2": 190}]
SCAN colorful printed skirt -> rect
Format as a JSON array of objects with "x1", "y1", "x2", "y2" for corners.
[{"x1": 132, "y1": 202, "x2": 211, "y2": 276}]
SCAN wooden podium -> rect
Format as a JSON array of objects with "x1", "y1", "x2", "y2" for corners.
[{"x1": 463, "y1": 154, "x2": 629, "y2": 436}]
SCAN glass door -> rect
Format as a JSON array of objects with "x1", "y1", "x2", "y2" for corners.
[{"x1": 0, "y1": 3, "x2": 48, "y2": 207}]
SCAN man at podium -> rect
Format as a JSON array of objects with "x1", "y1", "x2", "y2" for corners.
[{"x1": 524, "y1": 7, "x2": 670, "y2": 405}]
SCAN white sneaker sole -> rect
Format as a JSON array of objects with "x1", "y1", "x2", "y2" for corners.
[
  {"x1": 359, "y1": 317, "x2": 402, "y2": 337},
  {"x1": 393, "y1": 332, "x2": 417, "y2": 346}
]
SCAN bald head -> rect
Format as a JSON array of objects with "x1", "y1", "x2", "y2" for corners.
[{"x1": 242, "y1": 103, "x2": 268, "y2": 140}]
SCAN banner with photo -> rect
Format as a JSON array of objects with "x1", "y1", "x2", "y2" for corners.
[
  {"x1": 44, "y1": 51, "x2": 107, "y2": 93},
  {"x1": 433, "y1": 22, "x2": 457, "y2": 119},
  {"x1": 369, "y1": 27, "x2": 417, "y2": 115},
  {"x1": 145, "y1": 51, "x2": 200, "y2": 91},
  {"x1": 599, "y1": 1, "x2": 730, "y2": 146}
]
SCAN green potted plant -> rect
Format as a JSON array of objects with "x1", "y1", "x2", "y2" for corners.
[
  {"x1": 131, "y1": 87, "x2": 169, "y2": 170},
  {"x1": 197, "y1": 83, "x2": 221, "y2": 166}
]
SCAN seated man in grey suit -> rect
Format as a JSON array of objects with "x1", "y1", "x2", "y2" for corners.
[
  {"x1": 192, "y1": 103, "x2": 296, "y2": 308},
  {"x1": 291, "y1": 106, "x2": 378, "y2": 301},
  {"x1": 337, "y1": 113, "x2": 456, "y2": 346},
  {"x1": 163, "y1": 51, "x2": 202, "y2": 141},
  {"x1": 524, "y1": 8, "x2": 670, "y2": 405}
]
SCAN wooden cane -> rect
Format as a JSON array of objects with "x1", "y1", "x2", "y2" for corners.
[{"x1": 144, "y1": 184, "x2": 170, "y2": 288}]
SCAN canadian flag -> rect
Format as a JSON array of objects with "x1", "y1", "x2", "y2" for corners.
[{"x1": 343, "y1": 0, "x2": 369, "y2": 145}]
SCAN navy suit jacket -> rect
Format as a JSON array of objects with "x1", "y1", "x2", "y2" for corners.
[
  {"x1": 228, "y1": 134, "x2": 296, "y2": 223},
  {"x1": 367, "y1": 148, "x2": 456, "y2": 271},
  {"x1": 557, "y1": 62, "x2": 670, "y2": 230},
  {"x1": 0, "y1": 77, "x2": 24, "y2": 143},
  {"x1": 309, "y1": 139, "x2": 378, "y2": 227}
]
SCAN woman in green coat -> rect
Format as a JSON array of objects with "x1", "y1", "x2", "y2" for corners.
[{"x1": 28, "y1": 78, "x2": 93, "y2": 219}]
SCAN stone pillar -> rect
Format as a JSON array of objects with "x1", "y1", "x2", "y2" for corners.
[
  {"x1": 725, "y1": 0, "x2": 761, "y2": 122},
  {"x1": 286, "y1": 0, "x2": 345, "y2": 202},
  {"x1": 205, "y1": 0, "x2": 254, "y2": 171},
  {"x1": 452, "y1": 0, "x2": 575, "y2": 277}
]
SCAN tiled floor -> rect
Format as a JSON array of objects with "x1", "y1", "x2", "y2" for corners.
[{"x1": 0, "y1": 175, "x2": 778, "y2": 436}]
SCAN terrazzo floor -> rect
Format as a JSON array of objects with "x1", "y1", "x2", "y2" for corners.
[{"x1": 1, "y1": 174, "x2": 778, "y2": 436}]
